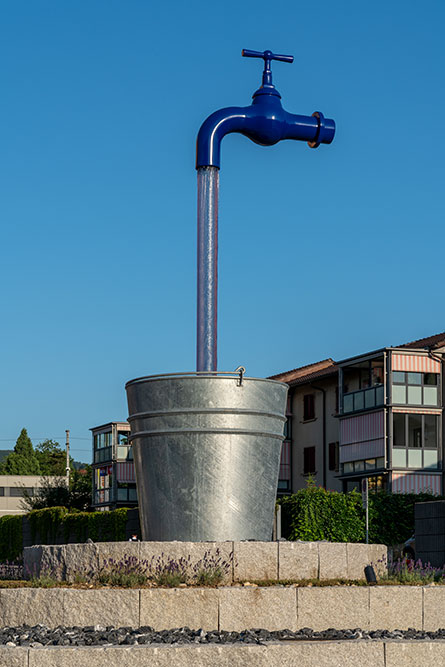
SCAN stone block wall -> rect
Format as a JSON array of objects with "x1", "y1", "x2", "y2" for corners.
[
  {"x1": 5, "y1": 641, "x2": 445, "y2": 667},
  {"x1": 0, "y1": 585, "x2": 442, "y2": 632},
  {"x1": 24, "y1": 540, "x2": 387, "y2": 583}
]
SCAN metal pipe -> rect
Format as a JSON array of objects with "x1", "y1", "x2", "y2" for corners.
[{"x1": 197, "y1": 166, "x2": 219, "y2": 372}]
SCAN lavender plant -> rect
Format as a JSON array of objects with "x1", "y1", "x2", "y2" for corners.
[
  {"x1": 377, "y1": 555, "x2": 445, "y2": 584},
  {"x1": 97, "y1": 555, "x2": 150, "y2": 587},
  {"x1": 149, "y1": 553, "x2": 190, "y2": 587},
  {"x1": 94, "y1": 549, "x2": 234, "y2": 587},
  {"x1": 192, "y1": 549, "x2": 232, "y2": 586}
]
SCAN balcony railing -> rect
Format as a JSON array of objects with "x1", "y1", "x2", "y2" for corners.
[
  {"x1": 94, "y1": 446, "x2": 112, "y2": 464},
  {"x1": 343, "y1": 385, "x2": 384, "y2": 414}
]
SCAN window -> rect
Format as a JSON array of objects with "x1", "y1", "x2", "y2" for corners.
[
  {"x1": 392, "y1": 413, "x2": 440, "y2": 469},
  {"x1": 95, "y1": 489, "x2": 112, "y2": 504},
  {"x1": 303, "y1": 394, "x2": 315, "y2": 421},
  {"x1": 117, "y1": 483, "x2": 137, "y2": 502},
  {"x1": 393, "y1": 413, "x2": 406, "y2": 446},
  {"x1": 328, "y1": 442, "x2": 339, "y2": 472},
  {"x1": 408, "y1": 414, "x2": 422, "y2": 448},
  {"x1": 303, "y1": 446, "x2": 316, "y2": 474},
  {"x1": 10, "y1": 487, "x2": 34, "y2": 497},
  {"x1": 94, "y1": 432, "x2": 113, "y2": 450},
  {"x1": 283, "y1": 418, "x2": 292, "y2": 440},
  {"x1": 341, "y1": 458, "x2": 385, "y2": 475},
  {"x1": 358, "y1": 360, "x2": 384, "y2": 389},
  {"x1": 368, "y1": 475, "x2": 387, "y2": 492},
  {"x1": 392, "y1": 371, "x2": 439, "y2": 406}
]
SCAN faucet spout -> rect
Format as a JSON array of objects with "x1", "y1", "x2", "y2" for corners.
[
  {"x1": 196, "y1": 107, "x2": 248, "y2": 170},
  {"x1": 283, "y1": 110, "x2": 336, "y2": 148}
]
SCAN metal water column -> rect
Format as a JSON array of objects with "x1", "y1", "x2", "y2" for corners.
[{"x1": 196, "y1": 167, "x2": 219, "y2": 373}]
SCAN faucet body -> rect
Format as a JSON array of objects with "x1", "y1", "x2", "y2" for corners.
[{"x1": 197, "y1": 93, "x2": 335, "y2": 169}]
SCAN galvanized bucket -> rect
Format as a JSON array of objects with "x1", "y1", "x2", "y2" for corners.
[{"x1": 125, "y1": 371, "x2": 288, "y2": 541}]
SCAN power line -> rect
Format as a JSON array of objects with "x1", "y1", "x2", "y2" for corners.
[{"x1": 0, "y1": 436, "x2": 90, "y2": 441}]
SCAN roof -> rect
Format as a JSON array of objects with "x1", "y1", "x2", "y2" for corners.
[
  {"x1": 270, "y1": 332, "x2": 445, "y2": 385},
  {"x1": 90, "y1": 421, "x2": 130, "y2": 432},
  {"x1": 396, "y1": 332, "x2": 445, "y2": 350},
  {"x1": 269, "y1": 358, "x2": 338, "y2": 386}
]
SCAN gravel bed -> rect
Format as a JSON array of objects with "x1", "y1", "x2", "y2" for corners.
[{"x1": 1, "y1": 625, "x2": 445, "y2": 647}]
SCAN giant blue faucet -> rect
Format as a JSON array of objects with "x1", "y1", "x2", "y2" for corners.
[
  {"x1": 196, "y1": 49, "x2": 335, "y2": 169},
  {"x1": 195, "y1": 50, "x2": 336, "y2": 373}
]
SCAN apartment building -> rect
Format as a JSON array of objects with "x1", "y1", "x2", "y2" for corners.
[
  {"x1": 91, "y1": 421, "x2": 137, "y2": 510},
  {"x1": 272, "y1": 332, "x2": 445, "y2": 495}
]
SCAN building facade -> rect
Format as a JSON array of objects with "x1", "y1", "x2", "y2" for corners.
[
  {"x1": 91, "y1": 422, "x2": 137, "y2": 510},
  {"x1": 273, "y1": 332, "x2": 445, "y2": 495},
  {"x1": 0, "y1": 476, "x2": 60, "y2": 516},
  {"x1": 272, "y1": 359, "x2": 341, "y2": 493}
]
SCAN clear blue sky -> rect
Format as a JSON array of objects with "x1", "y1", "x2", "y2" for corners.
[{"x1": 1, "y1": 1, "x2": 444, "y2": 462}]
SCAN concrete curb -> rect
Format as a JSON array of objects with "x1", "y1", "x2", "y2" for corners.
[
  {"x1": 2, "y1": 640, "x2": 445, "y2": 666},
  {"x1": 0, "y1": 586, "x2": 443, "y2": 631}
]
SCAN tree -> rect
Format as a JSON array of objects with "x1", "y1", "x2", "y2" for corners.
[
  {"x1": 21, "y1": 465, "x2": 93, "y2": 512},
  {"x1": 0, "y1": 428, "x2": 41, "y2": 475},
  {"x1": 69, "y1": 465, "x2": 93, "y2": 511},
  {"x1": 21, "y1": 476, "x2": 70, "y2": 510},
  {"x1": 35, "y1": 439, "x2": 66, "y2": 476}
]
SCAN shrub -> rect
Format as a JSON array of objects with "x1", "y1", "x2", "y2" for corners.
[
  {"x1": 367, "y1": 491, "x2": 444, "y2": 546},
  {"x1": 0, "y1": 515, "x2": 23, "y2": 561},
  {"x1": 280, "y1": 487, "x2": 364, "y2": 542},
  {"x1": 279, "y1": 488, "x2": 445, "y2": 546}
]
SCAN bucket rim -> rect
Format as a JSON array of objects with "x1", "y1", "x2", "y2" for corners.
[{"x1": 125, "y1": 371, "x2": 288, "y2": 390}]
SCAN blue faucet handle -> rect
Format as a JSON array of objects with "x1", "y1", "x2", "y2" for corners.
[
  {"x1": 242, "y1": 49, "x2": 294, "y2": 64},
  {"x1": 242, "y1": 49, "x2": 293, "y2": 88}
]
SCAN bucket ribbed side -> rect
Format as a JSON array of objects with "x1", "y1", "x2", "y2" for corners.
[{"x1": 125, "y1": 373, "x2": 288, "y2": 541}]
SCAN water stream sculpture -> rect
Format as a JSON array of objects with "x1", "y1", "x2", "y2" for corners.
[{"x1": 126, "y1": 50, "x2": 335, "y2": 541}]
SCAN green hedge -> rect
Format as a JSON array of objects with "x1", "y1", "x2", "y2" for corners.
[
  {"x1": 368, "y1": 491, "x2": 445, "y2": 546},
  {"x1": 0, "y1": 515, "x2": 23, "y2": 561},
  {"x1": 29, "y1": 506, "x2": 128, "y2": 545},
  {"x1": 0, "y1": 507, "x2": 129, "y2": 562},
  {"x1": 279, "y1": 488, "x2": 445, "y2": 546},
  {"x1": 280, "y1": 487, "x2": 364, "y2": 543},
  {"x1": 29, "y1": 506, "x2": 68, "y2": 544}
]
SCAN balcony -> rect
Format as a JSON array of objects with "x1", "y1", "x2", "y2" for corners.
[{"x1": 343, "y1": 385, "x2": 384, "y2": 414}]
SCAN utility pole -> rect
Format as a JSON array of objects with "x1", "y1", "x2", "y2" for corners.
[{"x1": 65, "y1": 430, "x2": 70, "y2": 488}]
